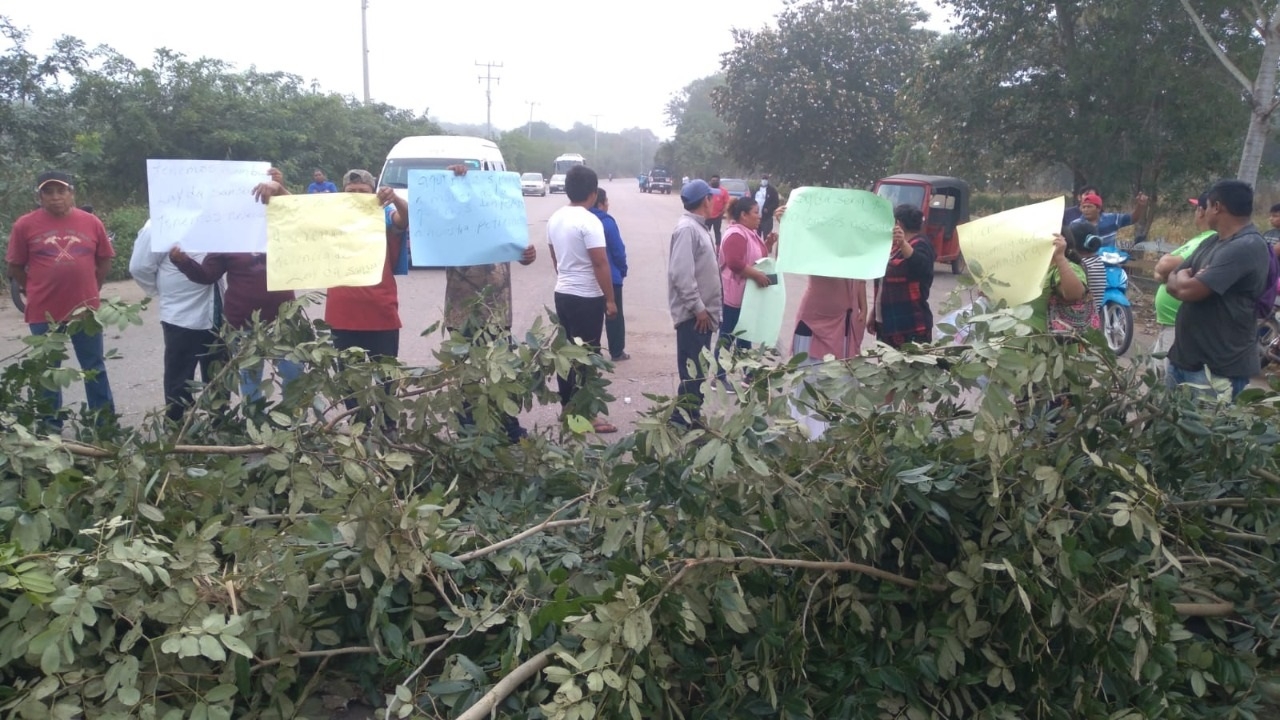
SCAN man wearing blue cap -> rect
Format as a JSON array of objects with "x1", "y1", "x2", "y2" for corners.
[{"x1": 667, "y1": 179, "x2": 723, "y2": 427}]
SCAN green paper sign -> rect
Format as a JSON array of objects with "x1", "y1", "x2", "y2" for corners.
[
  {"x1": 776, "y1": 187, "x2": 895, "y2": 279},
  {"x1": 735, "y1": 257, "x2": 787, "y2": 347}
]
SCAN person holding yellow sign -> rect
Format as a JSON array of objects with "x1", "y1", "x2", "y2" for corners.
[{"x1": 250, "y1": 167, "x2": 420, "y2": 430}]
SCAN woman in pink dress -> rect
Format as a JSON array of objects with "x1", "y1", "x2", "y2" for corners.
[
  {"x1": 774, "y1": 205, "x2": 867, "y2": 361},
  {"x1": 717, "y1": 197, "x2": 774, "y2": 349}
]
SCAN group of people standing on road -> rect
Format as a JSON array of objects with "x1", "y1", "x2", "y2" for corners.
[
  {"x1": 663, "y1": 175, "x2": 940, "y2": 427},
  {"x1": 9, "y1": 161, "x2": 1275, "y2": 437}
]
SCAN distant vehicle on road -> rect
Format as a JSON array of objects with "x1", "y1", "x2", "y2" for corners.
[
  {"x1": 550, "y1": 174, "x2": 567, "y2": 194},
  {"x1": 377, "y1": 135, "x2": 507, "y2": 203},
  {"x1": 644, "y1": 167, "x2": 672, "y2": 195},
  {"x1": 720, "y1": 178, "x2": 750, "y2": 198},
  {"x1": 553, "y1": 153, "x2": 586, "y2": 176},
  {"x1": 521, "y1": 172, "x2": 547, "y2": 196},
  {"x1": 872, "y1": 173, "x2": 970, "y2": 275}
]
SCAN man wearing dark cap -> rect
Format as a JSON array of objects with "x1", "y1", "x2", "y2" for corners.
[
  {"x1": 6, "y1": 171, "x2": 116, "y2": 427},
  {"x1": 667, "y1": 179, "x2": 723, "y2": 427}
]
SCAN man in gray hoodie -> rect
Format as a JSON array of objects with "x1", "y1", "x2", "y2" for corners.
[{"x1": 667, "y1": 179, "x2": 723, "y2": 427}]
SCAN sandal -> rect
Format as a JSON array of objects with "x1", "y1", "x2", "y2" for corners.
[{"x1": 591, "y1": 418, "x2": 618, "y2": 434}]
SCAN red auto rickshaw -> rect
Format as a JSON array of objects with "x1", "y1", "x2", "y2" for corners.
[{"x1": 872, "y1": 174, "x2": 970, "y2": 274}]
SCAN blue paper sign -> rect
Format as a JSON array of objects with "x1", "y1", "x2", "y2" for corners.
[{"x1": 407, "y1": 170, "x2": 530, "y2": 267}]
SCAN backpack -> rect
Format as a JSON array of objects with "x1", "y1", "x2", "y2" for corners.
[{"x1": 1256, "y1": 233, "x2": 1280, "y2": 319}]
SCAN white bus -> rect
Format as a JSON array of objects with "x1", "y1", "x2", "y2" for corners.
[
  {"x1": 377, "y1": 135, "x2": 507, "y2": 199},
  {"x1": 552, "y1": 153, "x2": 586, "y2": 175}
]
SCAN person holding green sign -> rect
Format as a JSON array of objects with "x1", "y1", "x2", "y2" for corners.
[{"x1": 774, "y1": 203, "x2": 868, "y2": 361}]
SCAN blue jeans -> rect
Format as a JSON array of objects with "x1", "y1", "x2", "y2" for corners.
[
  {"x1": 29, "y1": 321, "x2": 115, "y2": 425},
  {"x1": 1165, "y1": 360, "x2": 1249, "y2": 401},
  {"x1": 239, "y1": 359, "x2": 302, "y2": 403}
]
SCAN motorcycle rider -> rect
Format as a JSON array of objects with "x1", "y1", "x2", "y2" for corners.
[{"x1": 1078, "y1": 191, "x2": 1148, "y2": 242}]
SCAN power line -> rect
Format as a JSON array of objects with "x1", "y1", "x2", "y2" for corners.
[{"x1": 476, "y1": 61, "x2": 503, "y2": 139}]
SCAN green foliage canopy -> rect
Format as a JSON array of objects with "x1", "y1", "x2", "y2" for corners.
[
  {"x1": 713, "y1": 0, "x2": 935, "y2": 187},
  {"x1": 0, "y1": 295, "x2": 1277, "y2": 718}
]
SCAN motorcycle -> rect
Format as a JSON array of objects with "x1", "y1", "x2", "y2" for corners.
[
  {"x1": 1259, "y1": 298, "x2": 1280, "y2": 368},
  {"x1": 1097, "y1": 245, "x2": 1134, "y2": 355}
]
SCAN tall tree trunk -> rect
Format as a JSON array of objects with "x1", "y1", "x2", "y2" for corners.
[
  {"x1": 1180, "y1": 0, "x2": 1280, "y2": 187},
  {"x1": 1239, "y1": 31, "x2": 1280, "y2": 187}
]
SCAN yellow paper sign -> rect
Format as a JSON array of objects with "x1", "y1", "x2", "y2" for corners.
[
  {"x1": 957, "y1": 197, "x2": 1064, "y2": 306},
  {"x1": 266, "y1": 193, "x2": 386, "y2": 291}
]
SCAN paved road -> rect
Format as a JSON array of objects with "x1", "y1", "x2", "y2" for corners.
[{"x1": 0, "y1": 184, "x2": 972, "y2": 434}]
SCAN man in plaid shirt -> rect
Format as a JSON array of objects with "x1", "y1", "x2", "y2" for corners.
[{"x1": 870, "y1": 205, "x2": 936, "y2": 348}]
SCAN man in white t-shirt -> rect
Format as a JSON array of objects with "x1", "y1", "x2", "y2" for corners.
[{"x1": 547, "y1": 165, "x2": 619, "y2": 433}]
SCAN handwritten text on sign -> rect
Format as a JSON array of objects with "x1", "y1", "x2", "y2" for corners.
[
  {"x1": 957, "y1": 196, "x2": 1064, "y2": 306},
  {"x1": 147, "y1": 159, "x2": 271, "y2": 253},
  {"x1": 407, "y1": 170, "x2": 529, "y2": 267},
  {"x1": 265, "y1": 194, "x2": 386, "y2": 291},
  {"x1": 776, "y1": 187, "x2": 895, "y2": 279}
]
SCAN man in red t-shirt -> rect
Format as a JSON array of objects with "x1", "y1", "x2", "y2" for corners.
[
  {"x1": 6, "y1": 170, "x2": 116, "y2": 427},
  {"x1": 704, "y1": 175, "x2": 731, "y2": 250},
  {"x1": 251, "y1": 168, "x2": 410, "y2": 430}
]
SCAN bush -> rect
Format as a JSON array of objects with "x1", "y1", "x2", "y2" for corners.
[
  {"x1": 970, "y1": 192, "x2": 1057, "y2": 218},
  {"x1": 0, "y1": 298, "x2": 1277, "y2": 718},
  {"x1": 102, "y1": 205, "x2": 148, "y2": 282}
]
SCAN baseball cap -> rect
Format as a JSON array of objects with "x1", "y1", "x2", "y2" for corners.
[
  {"x1": 680, "y1": 179, "x2": 714, "y2": 205},
  {"x1": 342, "y1": 169, "x2": 376, "y2": 188},
  {"x1": 36, "y1": 170, "x2": 74, "y2": 191},
  {"x1": 1188, "y1": 191, "x2": 1210, "y2": 208},
  {"x1": 1080, "y1": 192, "x2": 1103, "y2": 208}
]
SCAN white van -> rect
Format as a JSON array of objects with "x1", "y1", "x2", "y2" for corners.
[{"x1": 377, "y1": 135, "x2": 507, "y2": 200}]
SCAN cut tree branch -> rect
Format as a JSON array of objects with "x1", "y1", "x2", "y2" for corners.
[
  {"x1": 250, "y1": 633, "x2": 449, "y2": 672},
  {"x1": 454, "y1": 647, "x2": 557, "y2": 720},
  {"x1": 681, "y1": 556, "x2": 940, "y2": 591}
]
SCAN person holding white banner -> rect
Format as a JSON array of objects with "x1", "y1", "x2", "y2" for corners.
[{"x1": 169, "y1": 168, "x2": 301, "y2": 408}]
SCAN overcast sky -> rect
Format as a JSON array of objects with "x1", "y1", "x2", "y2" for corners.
[{"x1": 8, "y1": 0, "x2": 954, "y2": 139}]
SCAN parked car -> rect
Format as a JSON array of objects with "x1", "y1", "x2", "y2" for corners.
[
  {"x1": 720, "y1": 178, "x2": 750, "y2": 198},
  {"x1": 645, "y1": 168, "x2": 672, "y2": 195},
  {"x1": 872, "y1": 174, "x2": 971, "y2": 274},
  {"x1": 521, "y1": 172, "x2": 547, "y2": 196},
  {"x1": 550, "y1": 174, "x2": 567, "y2": 194}
]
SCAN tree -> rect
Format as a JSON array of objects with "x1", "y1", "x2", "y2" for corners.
[
  {"x1": 1179, "y1": 0, "x2": 1280, "y2": 187},
  {"x1": 922, "y1": 0, "x2": 1247, "y2": 200},
  {"x1": 714, "y1": 0, "x2": 936, "y2": 187},
  {"x1": 662, "y1": 75, "x2": 744, "y2": 180}
]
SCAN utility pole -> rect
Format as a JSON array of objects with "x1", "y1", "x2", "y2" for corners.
[
  {"x1": 525, "y1": 100, "x2": 538, "y2": 140},
  {"x1": 360, "y1": 0, "x2": 371, "y2": 102},
  {"x1": 476, "y1": 61, "x2": 503, "y2": 139},
  {"x1": 590, "y1": 114, "x2": 602, "y2": 163}
]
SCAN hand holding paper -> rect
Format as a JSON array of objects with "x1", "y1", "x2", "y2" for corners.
[
  {"x1": 407, "y1": 170, "x2": 530, "y2": 267},
  {"x1": 957, "y1": 196, "x2": 1064, "y2": 306},
  {"x1": 147, "y1": 159, "x2": 272, "y2": 252},
  {"x1": 265, "y1": 194, "x2": 386, "y2": 291}
]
